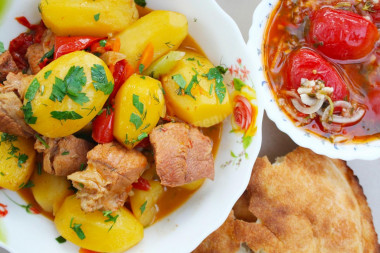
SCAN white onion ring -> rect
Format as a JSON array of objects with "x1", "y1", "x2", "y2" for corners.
[
  {"x1": 291, "y1": 96, "x2": 325, "y2": 115},
  {"x1": 279, "y1": 98, "x2": 311, "y2": 126}
]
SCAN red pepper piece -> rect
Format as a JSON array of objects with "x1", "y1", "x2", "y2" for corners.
[
  {"x1": 109, "y1": 59, "x2": 135, "y2": 101},
  {"x1": 132, "y1": 177, "x2": 151, "y2": 191},
  {"x1": 9, "y1": 33, "x2": 34, "y2": 70},
  {"x1": 92, "y1": 107, "x2": 115, "y2": 144},
  {"x1": 54, "y1": 36, "x2": 103, "y2": 59}
]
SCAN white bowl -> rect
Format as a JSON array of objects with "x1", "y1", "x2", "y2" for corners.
[
  {"x1": 0, "y1": 0, "x2": 264, "y2": 252},
  {"x1": 247, "y1": 0, "x2": 380, "y2": 161}
]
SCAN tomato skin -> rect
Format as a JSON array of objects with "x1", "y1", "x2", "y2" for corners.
[
  {"x1": 92, "y1": 109, "x2": 115, "y2": 144},
  {"x1": 132, "y1": 177, "x2": 151, "y2": 191},
  {"x1": 369, "y1": 88, "x2": 380, "y2": 115},
  {"x1": 286, "y1": 48, "x2": 349, "y2": 101},
  {"x1": 308, "y1": 8, "x2": 378, "y2": 61}
]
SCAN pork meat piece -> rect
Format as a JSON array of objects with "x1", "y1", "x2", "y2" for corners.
[
  {"x1": 0, "y1": 92, "x2": 35, "y2": 138},
  {"x1": 149, "y1": 123, "x2": 214, "y2": 187},
  {"x1": 35, "y1": 135, "x2": 93, "y2": 176},
  {"x1": 2, "y1": 72, "x2": 34, "y2": 99},
  {"x1": 0, "y1": 51, "x2": 19, "y2": 82},
  {"x1": 68, "y1": 142, "x2": 148, "y2": 212},
  {"x1": 25, "y1": 43, "x2": 44, "y2": 75}
]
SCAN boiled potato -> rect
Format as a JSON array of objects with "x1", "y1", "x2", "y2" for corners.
[
  {"x1": 31, "y1": 170, "x2": 72, "y2": 215},
  {"x1": 23, "y1": 51, "x2": 113, "y2": 138},
  {"x1": 116, "y1": 10, "x2": 188, "y2": 68},
  {"x1": 130, "y1": 181, "x2": 164, "y2": 227},
  {"x1": 55, "y1": 196, "x2": 143, "y2": 252},
  {"x1": 161, "y1": 51, "x2": 232, "y2": 127},
  {"x1": 40, "y1": 0, "x2": 138, "y2": 37},
  {"x1": 180, "y1": 179, "x2": 205, "y2": 191},
  {"x1": 0, "y1": 133, "x2": 36, "y2": 191},
  {"x1": 113, "y1": 74, "x2": 166, "y2": 149}
]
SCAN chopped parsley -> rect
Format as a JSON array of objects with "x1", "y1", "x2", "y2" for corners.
[
  {"x1": 79, "y1": 163, "x2": 86, "y2": 171},
  {"x1": 140, "y1": 201, "x2": 147, "y2": 214},
  {"x1": 94, "y1": 13, "x2": 100, "y2": 21},
  {"x1": 19, "y1": 180, "x2": 34, "y2": 189},
  {"x1": 70, "y1": 218, "x2": 85, "y2": 240},
  {"x1": 61, "y1": 151, "x2": 69, "y2": 156},
  {"x1": 186, "y1": 58, "x2": 195, "y2": 61},
  {"x1": 137, "y1": 132, "x2": 148, "y2": 141},
  {"x1": 0, "y1": 133, "x2": 28, "y2": 168},
  {"x1": 138, "y1": 63, "x2": 145, "y2": 74},
  {"x1": 39, "y1": 46, "x2": 54, "y2": 64},
  {"x1": 134, "y1": 0, "x2": 147, "y2": 7},
  {"x1": 165, "y1": 42, "x2": 174, "y2": 48},
  {"x1": 204, "y1": 67, "x2": 227, "y2": 103},
  {"x1": 25, "y1": 79, "x2": 40, "y2": 101},
  {"x1": 99, "y1": 40, "x2": 107, "y2": 47},
  {"x1": 172, "y1": 73, "x2": 197, "y2": 99},
  {"x1": 22, "y1": 101, "x2": 37, "y2": 124},
  {"x1": 50, "y1": 66, "x2": 90, "y2": 105},
  {"x1": 233, "y1": 78, "x2": 245, "y2": 91},
  {"x1": 172, "y1": 74, "x2": 186, "y2": 89},
  {"x1": 0, "y1": 42, "x2": 5, "y2": 53},
  {"x1": 37, "y1": 162, "x2": 42, "y2": 175},
  {"x1": 44, "y1": 70, "x2": 52, "y2": 79},
  {"x1": 130, "y1": 113, "x2": 143, "y2": 130},
  {"x1": 51, "y1": 111, "x2": 83, "y2": 121},
  {"x1": 91, "y1": 64, "x2": 114, "y2": 95},
  {"x1": 103, "y1": 211, "x2": 119, "y2": 232},
  {"x1": 35, "y1": 134, "x2": 49, "y2": 149},
  {"x1": 0, "y1": 172, "x2": 4, "y2": 176},
  {"x1": 55, "y1": 236, "x2": 66, "y2": 244},
  {"x1": 184, "y1": 73, "x2": 198, "y2": 100},
  {"x1": 132, "y1": 94, "x2": 144, "y2": 115}
]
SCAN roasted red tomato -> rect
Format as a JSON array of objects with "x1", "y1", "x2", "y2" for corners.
[
  {"x1": 308, "y1": 8, "x2": 378, "y2": 61},
  {"x1": 286, "y1": 48, "x2": 349, "y2": 101},
  {"x1": 369, "y1": 88, "x2": 380, "y2": 115}
]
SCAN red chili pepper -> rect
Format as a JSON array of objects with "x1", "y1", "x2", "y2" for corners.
[
  {"x1": 54, "y1": 36, "x2": 103, "y2": 59},
  {"x1": 29, "y1": 206, "x2": 40, "y2": 214},
  {"x1": 92, "y1": 107, "x2": 115, "y2": 144},
  {"x1": 0, "y1": 203, "x2": 8, "y2": 218},
  {"x1": 109, "y1": 59, "x2": 135, "y2": 101},
  {"x1": 132, "y1": 177, "x2": 151, "y2": 191}
]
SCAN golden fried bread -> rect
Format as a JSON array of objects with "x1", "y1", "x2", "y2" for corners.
[
  {"x1": 195, "y1": 147, "x2": 379, "y2": 253},
  {"x1": 238, "y1": 147, "x2": 379, "y2": 253}
]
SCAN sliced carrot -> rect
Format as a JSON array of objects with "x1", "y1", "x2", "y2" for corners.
[
  {"x1": 79, "y1": 248, "x2": 99, "y2": 253},
  {"x1": 124, "y1": 61, "x2": 135, "y2": 80},
  {"x1": 108, "y1": 63, "x2": 115, "y2": 74},
  {"x1": 112, "y1": 38, "x2": 121, "y2": 52},
  {"x1": 137, "y1": 42, "x2": 154, "y2": 73}
]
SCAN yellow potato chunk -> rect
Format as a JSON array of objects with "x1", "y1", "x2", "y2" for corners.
[
  {"x1": 31, "y1": 169, "x2": 72, "y2": 215},
  {"x1": 0, "y1": 133, "x2": 36, "y2": 191},
  {"x1": 23, "y1": 51, "x2": 113, "y2": 138},
  {"x1": 161, "y1": 51, "x2": 232, "y2": 127},
  {"x1": 113, "y1": 74, "x2": 166, "y2": 149},
  {"x1": 130, "y1": 181, "x2": 164, "y2": 227},
  {"x1": 55, "y1": 196, "x2": 143, "y2": 252},
  {"x1": 180, "y1": 179, "x2": 205, "y2": 191},
  {"x1": 116, "y1": 10, "x2": 188, "y2": 68},
  {"x1": 40, "y1": 0, "x2": 139, "y2": 37}
]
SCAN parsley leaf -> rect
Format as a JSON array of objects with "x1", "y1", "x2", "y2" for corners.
[
  {"x1": 22, "y1": 101, "x2": 37, "y2": 124},
  {"x1": 140, "y1": 201, "x2": 147, "y2": 214},
  {"x1": 216, "y1": 65, "x2": 228, "y2": 75},
  {"x1": 55, "y1": 236, "x2": 66, "y2": 244},
  {"x1": 91, "y1": 64, "x2": 114, "y2": 95},
  {"x1": 184, "y1": 74, "x2": 198, "y2": 100},
  {"x1": 0, "y1": 133, "x2": 17, "y2": 143},
  {"x1": 172, "y1": 74, "x2": 186, "y2": 89},
  {"x1": 50, "y1": 77, "x2": 67, "y2": 102},
  {"x1": 19, "y1": 180, "x2": 34, "y2": 189},
  {"x1": 61, "y1": 151, "x2": 69, "y2": 156},
  {"x1": 137, "y1": 132, "x2": 148, "y2": 141},
  {"x1": 204, "y1": 67, "x2": 227, "y2": 103},
  {"x1": 44, "y1": 70, "x2": 52, "y2": 79},
  {"x1": 132, "y1": 94, "x2": 144, "y2": 115},
  {"x1": 25, "y1": 79, "x2": 40, "y2": 101},
  {"x1": 138, "y1": 63, "x2": 145, "y2": 74},
  {"x1": 134, "y1": 0, "x2": 147, "y2": 7},
  {"x1": 233, "y1": 78, "x2": 245, "y2": 91},
  {"x1": 39, "y1": 46, "x2": 54, "y2": 63},
  {"x1": 17, "y1": 154, "x2": 28, "y2": 168},
  {"x1": 51, "y1": 111, "x2": 83, "y2": 121},
  {"x1": 215, "y1": 80, "x2": 227, "y2": 104},
  {"x1": 103, "y1": 211, "x2": 119, "y2": 232},
  {"x1": 0, "y1": 42, "x2": 4, "y2": 53},
  {"x1": 35, "y1": 134, "x2": 49, "y2": 149},
  {"x1": 94, "y1": 13, "x2": 100, "y2": 21},
  {"x1": 70, "y1": 218, "x2": 86, "y2": 240},
  {"x1": 99, "y1": 40, "x2": 107, "y2": 47},
  {"x1": 68, "y1": 92, "x2": 90, "y2": 106},
  {"x1": 130, "y1": 113, "x2": 143, "y2": 130}
]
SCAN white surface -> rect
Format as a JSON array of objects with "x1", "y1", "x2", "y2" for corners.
[
  {"x1": 217, "y1": 0, "x2": 380, "y2": 241},
  {"x1": 0, "y1": 0, "x2": 264, "y2": 252}
]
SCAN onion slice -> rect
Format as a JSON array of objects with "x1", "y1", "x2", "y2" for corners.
[
  {"x1": 100, "y1": 51, "x2": 126, "y2": 66},
  {"x1": 291, "y1": 96, "x2": 325, "y2": 115}
]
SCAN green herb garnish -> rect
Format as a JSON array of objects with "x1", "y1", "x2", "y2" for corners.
[
  {"x1": 25, "y1": 79, "x2": 40, "y2": 101},
  {"x1": 140, "y1": 201, "x2": 147, "y2": 214},
  {"x1": 51, "y1": 111, "x2": 83, "y2": 121},
  {"x1": 94, "y1": 13, "x2": 100, "y2": 21},
  {"x1": 91, "y1": 64, "x2": 114, "y2": 95},
  {"x1": 55, "y1": 236, "x2": 66, "y2": 244},
  {"x1": 134, "y1": 0, "x2": 147, "y2": 7},
  {"x1": 70, "y1": 218, "x2": 86, "y2": 240}
]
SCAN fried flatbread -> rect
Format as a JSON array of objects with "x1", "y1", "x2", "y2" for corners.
[{"x1": 195, "y1": 147, "x2": 379, "y2": 253}]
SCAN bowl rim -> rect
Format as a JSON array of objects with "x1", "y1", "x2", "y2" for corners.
[
  {"x1": 0, "y1": 0, "x2": 264, "y2": 252},
  {"x1": 247, "y1": 0, "x2": 380, "y2": 161}
]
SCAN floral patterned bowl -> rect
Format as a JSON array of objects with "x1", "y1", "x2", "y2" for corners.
[
  {"x1": 0, "y1": 0, "x2": 264, "y2": 252},
  {"x1": 247, "y1": 0, "x2": 380, "y2": 161}
]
